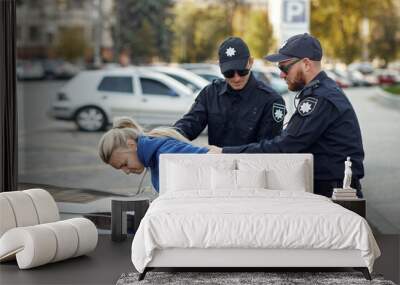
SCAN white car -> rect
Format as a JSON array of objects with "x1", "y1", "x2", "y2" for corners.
[
  {"x1": 50, "y1": 67, "x2": 195, "y2": 131},
  {"x1": 16, "y1": 60, "x2": 45, "y2": 80},
  {"x1": 146, "y1": 65, "x2": 209, "y2": 93},
  {"x1": 191, "y1": 69, "x2": 224, "y2": 82}
]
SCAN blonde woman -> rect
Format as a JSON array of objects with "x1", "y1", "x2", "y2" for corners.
[{"x1": 98, "y1": 117, "x2": 208, "y2": 192}]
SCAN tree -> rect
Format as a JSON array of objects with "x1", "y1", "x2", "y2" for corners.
[
  {"x1": 115, "y1": 0, "x2": 174, "y2": 63},
  {"x1": 240, "y1": 9, "x2": 276, "y2": 59},
  {"x1": 171, "y1": 2, "x2": 276, "y2": 62},
  {"x1": 55, "y1": 26, "x2": 87, "y2": 62},
  {"x1": 171, "y1": 3, "x2": 228, "y2": 63},
  {"x1": 218, "y1": 0, "x2": 246, "y2": 35},
  {"x1": 369, "y1": 0, "x2": 400, "y2": 66},
  {"x1": 310, "y1": 0, "x2": 381, "y2": 64}
]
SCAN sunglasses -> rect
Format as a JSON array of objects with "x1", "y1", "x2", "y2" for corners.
[
  {"x1": 222, "y1": 69, "x2": 250, "y2": 78},
  {"x1": 278, "y1": 58, "x2": 302, "y2": 74}
]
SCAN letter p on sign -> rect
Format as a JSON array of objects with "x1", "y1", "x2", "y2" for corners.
[{"x1": 284, "y1": 0, "x2": 306, "y2": 23}]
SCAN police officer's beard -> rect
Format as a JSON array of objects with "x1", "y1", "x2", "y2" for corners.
[{"x1": 287, "y1": 70, "x2": 306, "y2": 91}]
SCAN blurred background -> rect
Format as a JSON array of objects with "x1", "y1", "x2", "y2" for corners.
[{"x1": 16, "y1": 0, "x2": 400, "y2": 236}]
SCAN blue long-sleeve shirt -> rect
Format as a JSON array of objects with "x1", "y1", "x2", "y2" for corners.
[{"x1": 136, "y1": 136, "x2": 208, "y2": 192}]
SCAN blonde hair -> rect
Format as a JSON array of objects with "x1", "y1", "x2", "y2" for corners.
[{"x1": 98, "y1": 116, "x2": 190, "y2": 164}]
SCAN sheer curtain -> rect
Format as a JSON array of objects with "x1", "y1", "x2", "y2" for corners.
[{"x1": 0, "y1": 0, "x2": 17, "y2": 192}]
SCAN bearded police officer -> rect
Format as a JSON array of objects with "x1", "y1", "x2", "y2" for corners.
[
  {"x1": 209, "y1": 33, "x2": 365, "y2": 198},
  {"x1": 174, "y1": 37, "x2": 286, "y2": 147}
]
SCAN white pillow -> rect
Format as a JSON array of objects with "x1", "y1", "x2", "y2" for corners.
[
  {"x1": 211, "y1": 168, "x2": 236, "y2": 190},
  {"x1": 211, "y1": 169, "x2": 267, "y2": 190},
  {"x1": 237, "y1": 169, "x2": 267, "y2": 189},
  {"x1": 266, "y1": 164, "x2": 307, "y2": 191},
  {"x1": 238, "y1": 159, "x2": 308, "y2": 192},
  {"x1": 167, "y1": 163, "x2": 210, "y2": 191},
  {"x1": 167, "y1": 160, "x2": 235, "y2": 192}
]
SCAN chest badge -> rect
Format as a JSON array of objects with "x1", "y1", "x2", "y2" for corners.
[
  {"x1": 272, "y1": 103, "x2": 286, "y2": 123},
  {"x1": 225, "y1": 47, "x2": 236, "y2": 57},
  {"x1": 297, "y1": 97, "x2": 318, "y2": 116}
]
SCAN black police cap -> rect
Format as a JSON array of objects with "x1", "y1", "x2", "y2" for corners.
[
  {"x1": 218, "y1": 37, "x2": 250, "y2": 73},
  {"x1": 265, "y1": 33, "x2": 323, "y2": 62}
]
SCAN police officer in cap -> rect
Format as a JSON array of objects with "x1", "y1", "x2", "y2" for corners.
[
  {"x1": 209, "y1": 33, "x2": 365, "y2": 198},
  {"x1": 174, "y1": 36, "x2": 286, "y2": 147}
]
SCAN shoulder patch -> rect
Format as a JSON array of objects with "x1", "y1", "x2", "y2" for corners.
[
  {"x1": 272, "y1": 103, "x2": 286, "y2": 123},
  {"x1": 297, "y1": 97, "x2": 318, "y2": 116}
]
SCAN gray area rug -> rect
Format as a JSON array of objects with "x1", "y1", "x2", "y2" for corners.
[{"x1": 116, "y1": 271, "x2": 396, "y2": 285}]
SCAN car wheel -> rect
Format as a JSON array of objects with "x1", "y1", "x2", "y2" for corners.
[{"x1": 75, "y1": 107, "x2": 107, "y2": 132}]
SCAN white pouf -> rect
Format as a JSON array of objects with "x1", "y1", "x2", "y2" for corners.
[{"x1": 0, "y1": 189, "x2": 98, "y2": 269}]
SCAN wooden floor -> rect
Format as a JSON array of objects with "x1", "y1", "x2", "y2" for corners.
[{"x1": 1, "y1": 234, "x2": 399, "y2": 285}]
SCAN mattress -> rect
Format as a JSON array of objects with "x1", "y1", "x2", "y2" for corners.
[{"x1": 131, "y1": 190, "x2": 380, "y2": 273}]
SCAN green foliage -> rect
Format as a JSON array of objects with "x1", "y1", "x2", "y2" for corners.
[
  {"x1": 240, "y1": 9, "x2": 276, "y2": 59},
  {"x1": 116, "y1": 0, "x2": 174, "y2": 63},
  {"x1": 383, "y1": 84, "x2": 400, "y2": 95},
  {"x1": 171, "y1": 3, "x2": 275, "y2": 62},
  {"x1": 121, "y1": 18, "x2": 157, "y2": 63},
  {"x1": 55, "y1": 27, "x2": 87, "y2": 61},
  {"x1": 310, "y1": 0, "x2": 398, "y2": 64},
  {"x1": 219, "y1": 0, "x2": 246, "y2": 35},
  {"x1": 171, "y1": 3, "x2": 228, "y2": 62},
  {"x1": 369, "y1": 0, "x2": 400, "y2": 67}
]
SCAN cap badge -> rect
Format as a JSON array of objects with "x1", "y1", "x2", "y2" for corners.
[{"x1": 225, "y1": 47, "x2": 236, "y2": 57}]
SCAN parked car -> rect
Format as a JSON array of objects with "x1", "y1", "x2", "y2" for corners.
[
  {"x1": 331, "y1": 68, "x2": 357, "y2": 87},
  {"x1": 16, "y1": 60, "x2": 45, "y2": 80},
  {"x1": 374, "y1": 69, "x2": 400, "y2": 85},
  {"x1": 146, "y1": 66, "x2": 209, "y2": 93},
  {"x1": 42, "y1": 59, "x2": 80, "y2": 79},
  {"x1": 49, "y1": 67, "x2": 195, "y2": 132},
  {"x1": 348, "y1": 62, "x2": 375, "y2": 75},
  {"x1": 253, "y1": 66, "x2": 288, "y2": 95},
  {"x1": 190, "y1": 69, "x2": 224, "y2": 82},
  {"x1": 346, "y1": 69, "x2": 375, "y2": 87},
  {"x1": 325, "y1": 70, "x2": 351, "y2": 88},
  {"x1": 180, "y1": 63, "x2": 220, "y2": 72},
  {"x1": 183, "y1": 62, "x2": 289, "y2": 95}
]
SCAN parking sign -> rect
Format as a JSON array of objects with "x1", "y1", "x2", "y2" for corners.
[{"x1": 283, "y1": 0, "x2": 306, "y2": 23}]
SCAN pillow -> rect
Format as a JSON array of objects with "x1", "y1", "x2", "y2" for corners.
[
  {"x1": 167, "y1": 163, "x2": 210, "y2": 191},
  {"x1": 237, "y1": 169, "x2": 267, "y2": 189},
  {"x1": 238, "y1": 159, "x2": 309, "y2": 192},
  {"x1": 266, "y1": 164, "x2": 307, "y2": 192},
  {"x1": 211, "y1": 169, "x2": 267, "y2": 190},
  {"x1": 167, "y1": 160, "x2": 235, "y2": 192},
  {"x1": 211, "y1": 168, "x2": 236, "y2": 190}
]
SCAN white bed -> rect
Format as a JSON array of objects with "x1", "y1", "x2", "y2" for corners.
[{"x1": 131, "y1": 154, "x2": 380, "y2": 280}]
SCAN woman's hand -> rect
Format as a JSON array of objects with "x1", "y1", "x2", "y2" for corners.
[{"x1": 207, "y1": 145, "x2": 222, "y2": 154}]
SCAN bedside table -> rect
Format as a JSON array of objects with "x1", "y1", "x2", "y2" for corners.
[
  {"x1": 111, "y1": 199, "x2": 150, "y2": 242},
  {"x1": 331, "y1": 198, "x2": 366, "y2": 218}
]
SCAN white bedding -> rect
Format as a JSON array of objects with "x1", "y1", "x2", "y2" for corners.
[{"x1": 131, "y1": 190, "x2": 380, "y2": 273}]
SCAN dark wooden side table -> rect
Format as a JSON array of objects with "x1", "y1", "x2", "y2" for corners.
[
  {"x1": 331, "y1": 198, "x2": 366, "y2": 218},
  {"x1": 111, "y1": 199, "x2": 150, "y2": 242}
]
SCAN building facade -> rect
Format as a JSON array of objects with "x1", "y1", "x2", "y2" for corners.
[{"x1": 16, "y1": 0, "x2": 114, "y2": 62}]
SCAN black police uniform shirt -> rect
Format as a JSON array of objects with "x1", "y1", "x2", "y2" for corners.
[
  {"x1": 223, "y1": 71, "x2": 365, "y2": 181},
  {"x1": 174, "y1": 73, "x2": 286, "y2": 147}
]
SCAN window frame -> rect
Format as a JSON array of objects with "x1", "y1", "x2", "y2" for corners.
[
  {"x1": 0, "y1": 0, "x2": 18, "y2": 192},
  {"x1": 139, "y1": 77, "x2": 179, "y2": 97},
  {"x1": 97, "y1": 75, "x2": 135, "y2": 94}
]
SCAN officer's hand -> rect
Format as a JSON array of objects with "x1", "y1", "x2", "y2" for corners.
[{"x1": 207, "y1": 146, "x2": 222, "y2": 154}]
